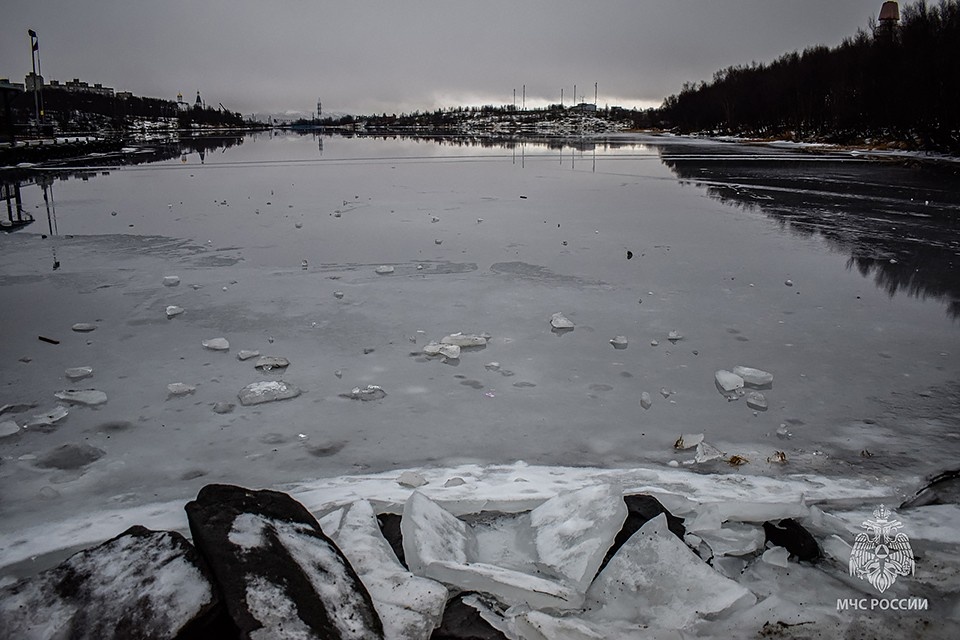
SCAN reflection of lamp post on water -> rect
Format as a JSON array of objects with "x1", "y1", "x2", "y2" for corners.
[{"x1": 40, "y1": 176, "x2": 60, "y2": 270}]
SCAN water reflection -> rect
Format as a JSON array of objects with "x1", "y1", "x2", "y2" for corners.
[
  {"x1": 1, "y1": 181, "x2": 33, "y2": 232},
  {"x1": 656, "y1": 145, "x2": 960, "y2": 319}
]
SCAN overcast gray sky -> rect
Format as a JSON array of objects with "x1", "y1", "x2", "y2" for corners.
[{"x1": 3, "y1": 1, "x2": 886, "y2": 118}]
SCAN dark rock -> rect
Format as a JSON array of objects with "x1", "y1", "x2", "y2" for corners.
[
  {"x1": 901, "y1": 468, "x2": 960, "y2": 509},
  {"x1": 597, "y1": 494, "x2": 685, "y2": 574},
  {"x1": 763, "y1": 518, "x2": 821, "y2": 562},
  {"x1": 0, "y1": 525, "x2": 221, "y2": 640},
  {"x1": 430, "y1": 593, "x2": 508, "y2": 640},
  {"x1": 376, "y1": 513, "x2": 406, "y2": 568},
  {"x1": 185, "y1": 484, "x2": 384, "y2": 640}
]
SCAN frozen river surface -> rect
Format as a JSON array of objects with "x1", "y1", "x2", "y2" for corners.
[{"x1": 1, "y1": 132, "x2": 958, "y2": 571}]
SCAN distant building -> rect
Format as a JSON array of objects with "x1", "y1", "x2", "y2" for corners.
[
  {"x1": 575, "y1": 102, "x2": 597, "y2": 113},
  {"x1": 24, "y1": 72, "x2": 43, "y2": 91},
  {"x1": 0, "y1": 78, "x2": 25, "y2": 92},
  {"x1": 876, "y1": 1, "x2": 900, "y2": 43},
  {"x1": 176, "y1": 92, "x2": 190, "y2": 111},
  {"x1": 195, "y1": 91, "x2": 203, "y2": 109},
  {"x1": 116, "y1": 91, "x2": 133, "y2": 100}
]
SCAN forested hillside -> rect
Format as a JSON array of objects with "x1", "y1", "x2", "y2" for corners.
[{"x1": 658, "y1": 0, "x2": 959, "y2": 151}]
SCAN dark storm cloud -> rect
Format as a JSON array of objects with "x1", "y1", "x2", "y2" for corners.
[{"x1": 2, "y1": 0, "x2": 883, "y2": 116}]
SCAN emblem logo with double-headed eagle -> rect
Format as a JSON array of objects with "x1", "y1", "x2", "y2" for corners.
[{"x1": 849, "y1": 505, "x2": 915, "y2": 593}]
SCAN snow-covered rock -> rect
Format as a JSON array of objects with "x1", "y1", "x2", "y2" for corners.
[
  {"x1": 165, "y1": 305, "x2": 184, "y2": 318},
  {"x1": 585, "y1": 514, "x2": 756, "y2": 629},
  {"x1": 237, "y1": 380, "x2": 301, "y2": 406},
  {"x1": 0, "y1": 526, "x2": 218, "y2": 640},
  {"x1": 54, "y1": 389, "x2": 107, "y2": 406},
  {"x1": 186, "y1": 484, "x2": 384, "y2": 640},
  {"x1": 375, "y1": 265, "x2": 395, "y2": 275}
]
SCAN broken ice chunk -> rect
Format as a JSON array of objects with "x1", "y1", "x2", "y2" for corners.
[
  {"x1": 54, "y1": 389, "x2": 107, "y2": 406},
  {"x1": 27, "y1": 406, "x2": 68, "y2": 427},
  {"x1": 696, "y1": 524, "x2": 765, "y2": 557},
  {"x1": 330, "y1": 501, "x2": 447, "y2": 640},
  {"x1": 444, "y1": 477, "x2": 466, "y2": 487},
  {"x1": 674, "y1": 433, "x2": 704, "y2": 450},
  {"x1": 640, "y1": 392, "x2": 652, "y2": 410},
  {"x1": 162, "y1": 275, "x2": 181, "y2": 287},
  {"x1": 609, "y1": 336, "x2": 628, "y2": 349},
  {"x1": 440, "y1": 333, "x2": 487, "y2": 348},
  {"x1": 375, "y1": 265, "x2": 395, "y2": 275},
  {"x1": 745, "y1": 391, "x2": 767, "y2": 410},
  {"x1": 237, "y1": 380, "x2": 301, "y2": 406},
  {"x1": 401, "y1": 492, "x2": 473, "y2": 575},
  {"x1": 347, "y1": 385, "x2": 387, "y2": 401},
  {"x1": 732, "y1": 366, "x2": 774, "y2": 387},
  {"x1": 202, "y1": 337, "x2": 230, "y2": 351},
  {"x1": 427, "y1": 561, "x2": 583, "y2": 611},
  {"x1": 334, "y1": 291, "x2": 345, "y2": 299},
  {"x1": 761, "y1": 546, "x2": 790, "y2": 568},
  {"x1": 237, "y1": 350, "x2": 260, "y2": 361},
  {"x1": 165, "y1": 305, "x2": 184, "y2": 319},
  {"x1": 529, "y1": 484, "x2": 627, "y2": 591},
  {"x1": 167, "y1": 383, "x2": 196, "y2": 398},
  {"x1": 694, "y1": 441, "x2": 725, "y2": 463},
  {"x1": 438, "y1": 344, "x2": 460, "y2": 359},
  {"x1": 715, "y1": 370, "x2": 744, "y2": 394},
  {"x1": 550, "y1": 312, "x2": 574, "y2": 330},
  {"x1": 71, "y1": 323, "x2": 97, "y2": 332},
  {"x1": 667, "y1": 330, "x2": 683, "y2": 342},
  {"x1": 585, "y1": 514, "x2": 756, "y2": 629},
  {"x1": 255, "y1": 356, "x2": 290, "y2": 371},
  {"x1": 397, "y1": 471, "x2": 427, "y2": 488},
  {"x1": 422, "y1": 342, "x2": 442, "y2": 356},
  {"x1": 485, "y1": 362, "x2": 501, "y2": 371},
  {"x1": 0, "y1": 420, "x2": 20, "y2": 438},
  {"x1": 64, "y1": 367, "x2": 93, "y2": 381}
]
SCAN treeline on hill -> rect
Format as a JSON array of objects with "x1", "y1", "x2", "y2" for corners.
[
  {"x1": 10, "y1": 88, "x2": 247, "y2": 132},
  {"x1": 658, "y1": 0, "x2": 960, "y2": 151},
  {"x1": 305, "y1": 103, "x2": 650, "y2": 130}
]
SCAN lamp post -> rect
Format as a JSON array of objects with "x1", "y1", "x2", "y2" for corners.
[{"x1": 28, "y1": 29, "x2": 45, "y2": 137}]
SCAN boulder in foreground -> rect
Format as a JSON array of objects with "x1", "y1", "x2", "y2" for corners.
[
  {"x1": 185, "y1": 484, "x2": 384, "y2": 640},
  {"x1": 0, "y1": 525, "x2": 219, "y2": 640}
]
